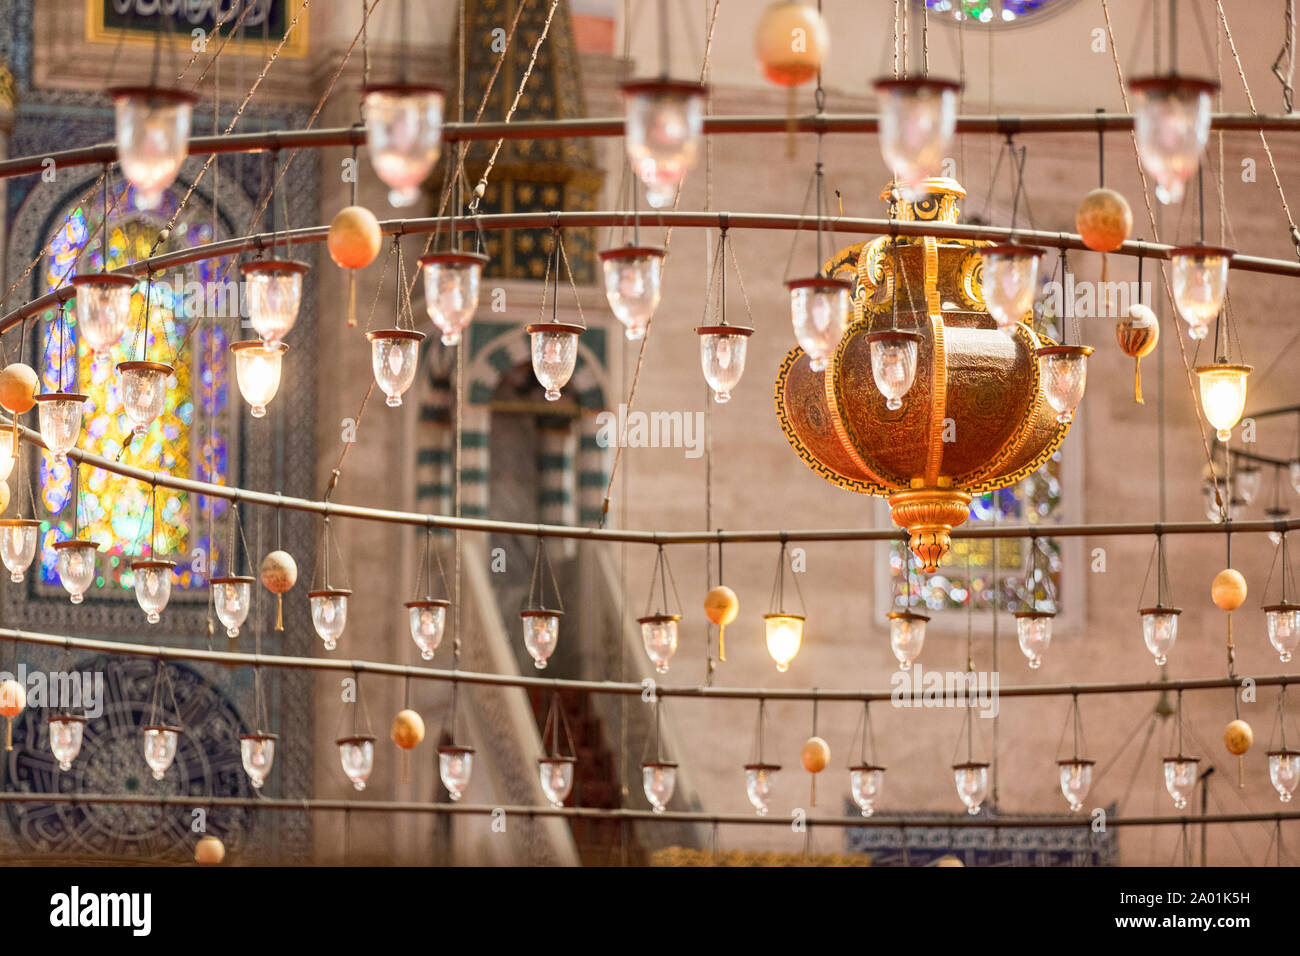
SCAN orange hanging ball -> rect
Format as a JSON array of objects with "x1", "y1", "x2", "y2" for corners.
[
  {"x1": 1075, "y1": 187, "x2": 1132, "y2": 252},
  {"x1": 800, "y1": 735, "x2": 830, "y2": 773},
  {"x1": 328, "y1": 206, "x2": 383, "y2": 270},
  {"x1": 391, "y1": 709, "x2": 426, "y2": 750},
  {"x1": 754, "y1": 0, "x2": 830, "y2": 87},
  {"x1": 194, "y1": 835, "x2": 226, "y2": 865},
  {"x1": 0, "y1": 363, "x2": 38, "y2": 415},
  {"x1": 1224, "y1": 719, "x2": 1253, "y2": 756},
  {"x1": 703, "y1": 586, "x2": 739, "y2": 628},
  {"x1": 0, "y1": 679, "x2": 25, "y2": 718},
  {"x1": 1211, "y1": 568, "x2": 1247, "y2": 611}
]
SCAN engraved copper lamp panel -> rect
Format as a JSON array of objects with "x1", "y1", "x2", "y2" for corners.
[{"x1": 774, "y1": 177, "x2": 1071, "y2": 571}]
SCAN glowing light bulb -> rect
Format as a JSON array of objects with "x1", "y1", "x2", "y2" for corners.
[{"x1": 230, "y1": 341, "x2": 288, "y2": 418}]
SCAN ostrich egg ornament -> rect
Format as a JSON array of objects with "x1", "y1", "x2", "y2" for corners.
[
  {"x1": 1224, "y1": 718, "x2": 1253, "y2": 756},
  {"x1": 703, "y1": 584, "x2": 739, "y2": 659},
  {"x1": 1075, "y1": 187, "x2": 1132, "y2": 252},
  {"x1": 1116, "y1": 302, "x2": 1160, "y2": 404},
  {"x1": 754, "y1": 1, "x2": 830, "y2": 87},
  {"x1": 260, "y1": 550, "x2": 298, "y2": 631},
  {"x1": 327, "y1": 206, "x2": 383, "y2": 269},
  {"x1": 1211, "y1": 568, "x2": 1247, "y2": 611},
  {"x1": 775, "y1": 179, "x2": 1072, "y2": 571},
  {"x1": 391, "y1": 709, "x2": 426, "y2": 750},
  {"x1": 0, "y1": 363, "x2": 38, "y2": 415},
  {"x1": 194, "y1": 835, "x2": 225, "y2": 865},
  {"x1": 800, "y1": 736, "x2": 830, "y2": 773}
]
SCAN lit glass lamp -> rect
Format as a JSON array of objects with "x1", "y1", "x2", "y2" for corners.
[
  {"x1": 107, "y1": 86, "x2": 198, "y2": 210},
  {"x1": 130, "y1": 558, "x2": 175, "y2": 624},
  {"x1": 621, "y1": 79, "x2": 706, "y2": 208},
  {"x1": 526, "y1": 322, "x2": 583, "y2": 402},
  {"x1": 888, "y1": 608, "x2": 929, "y2": 670},
  {"x1": 1269, "y1": 750, "x2": 1300, "y2": 803},
  {"x1": 239, "y1": 733, "x2": 277, "y2": 790},
  {"x1": 34, "y1": 392, "x2": 87, "y2": 464},
  {"x1": 405, "y1": 598, "x2": 450, "y2": 660},
  {"x1": 1015, "y1": 609, "x2": 1055, "y2": 670},
  {"x1": 867, "y1": 329, "x2": 920, "y2": 410},
  {"x1": 362, "y1": 83, "x2": 445, "y2": 207},
  {"x1": 786, "y1": 276, "x2": 850, "y2": 372},
  {"x1": 538, "y1": 756, "x2": 576, "y2": 809},
  {"x1": 439, "y1": 745, "x2": 475, "y2": 801},
  {"x1": 601, "y1": 246, "x2": 665, "y2": 340},
  {"x1": 0, "y1": 518, "x2": 40, "y2": 582},
  {"x1": 1037, "y1": 345, "x2": 1093, "y2": 424},
  {"x1": 849, "y1": 764, "x2": 885, "y2": 817},
  {"x1": 230, "y1": 340, "x2": 288, "y2": 418},
  {"x1": 521, "y1": 609, "x2": 562, "y2": 669},
  {"x1": 1169, "y1": 246, "x2": 1231, "y2": 339},
  {"x1": 763, "y1": 613, "x2": 804, "y2": 673},
  {"x1": 48, "y1": 714, "x2": 85, "y2": 771},
  {"x1": 1127, "y1": 75, "x2": 1216, "y2": 205},
  {"x1": 1163, "y1": 756, "x2": 1199, "y2": 810},
  {"x1": 1140, "y1": 606, "x2": 1181, "y2": 666},
  {"x1": 115, "y1": 361, "x2": 172, "y2": 437},
  {"x1": 309, "y1": 588, "x2": 351, "y2": 651},
  {"x1": 981, "y1": 244, "x2": 1044, "y2": 333},
  {"x1": 642, "y1": 761, "x2": 677, "y2": 813},
  {"x1": 241, "y1": 259, "x2": 309, "y2": 344},
  {"x1": 71, "y1": 273, "x2": 135, "y2": 363},
  {"x1": 52, "y1": 538, "x2": 98, "y2": 604},
  {"x1": 873, "y1": 77, "x2": 962, "y2": 202},
  {"x1": 366, "y1": 329, "x2": 425, "y2": 407},
  {"x1": 142, "y1": 724, "x2": 181, "y2": 781},
  {"x1": 1265, "y1": 603, "x2": 1300, "y2": 663},
  {"x1": 1058, "y1": 758, "x2": 1095, "y2": 813},
  {"x1": 744, "y1": 762, "x2": 780, "y2": 816},
  {"x1": 696, "y1": 324, "x2": 753, "y2": 404},
  {"x1": 210, "y1": 575, "x2": 254, "y2": 637},
  {"x1": 1195, "y1": 361, "x2": 1252, "y2": 442},
  {"x1": 638, "y1": 614, "x2": 681, "y2": 675},
  {"x1": 337, "y1": 734, "x2": 376, "y2": 791},
  {"x1": 419, "y1": 251, "x2": 489, "y2": 346},
  {"x1": 953, "y1": 761, "x2": 990, "y2": 814}
]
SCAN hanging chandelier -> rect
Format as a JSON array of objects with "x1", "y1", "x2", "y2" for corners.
[{"x1": 774, "y1": 178, "x2": 1073, "y2": 571}]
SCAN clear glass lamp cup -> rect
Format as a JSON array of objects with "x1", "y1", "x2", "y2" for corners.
[
  {"x1": 1058, "y1": 759, "x2": 1095, "y2": 812},
  {"x1": 1169, "y1": 246, "x2": 1232, "y2": 338},
  {"x1": 849, "y1": 764, "x2": 885, "y2": 817},
  {"x1": 230, "y1": 340, "x2": 288, "y2": 418},
  {"x1": 1140, "y1": 606, "x2": 1181, "y2": 666},
  {"x1": 638, "y1": 613, "x2": 681, "y2": 675},
  {"x1": 539, "y1": 756, "x2": 576, "y2": 808},
  {"x1": 240, "y1": 259, "x2": 309, "y2": 344},
  {"x1": 620, "y1": 79, "x2": 706, "y2": 208},
  {"x1": 362, "y1": 84, "x2": 445, "y2": 207},
  {"x1": 439, "y1": 745, "x2": 475, "y2": 801},
  {"x1": 1195, "y1": 362, "x2": 1252, "y2": 442},
  {"x1": 888, "y1": 609, "x2": 929, "y2": 670},
  {"x1": 130, "y1": 558, "x2": 175, "y2": 624},
  {"x1": 1037, "y1": 345, "x2": 1093, "y2": 424},
  {"x1": 1269, "y1": 750, "x2": 1300, "y2": 803},
  {"x1": 71, "y1": 273, "x2": 136, "y2": 363},
  {"x1": 0, "y1": 519, "x2": 41, "y2": 582},
  {"x1": 641, "y1": 761, "x2": 677, "y2": 813},
  {"x1": 1127, "y1": 75, "x2": 1216, "y2": 205},
  {"x1": 521, "y1": 609, "x2": 562, "y2": 669},
  {"x1": 744, "y1": 763, "x2": 780, "y2": 816},
  {"x1": 1163, "y1": 756, "x2": 1200, "y2": 810},
  {"x1": 1014, "y1": 609, "x2": 1055, "y2": 670},
  {"x1": 34, "y1": 392, "x2": 87, "y2": 464},
  {"x1": 405, "y1": 598, "x2": 450, "y2": 660},
  {"x1": 696, "y1": 325, "x2": 753, "y2": 404},
  {"x1": 48, "y1": 714, "x2": 86, "y2": 771},
  {"x1": 210, "y1": 575, "x2": 254, "y2": 638},
  {"x1": 366, "y1": 329, "x2": 425, "y2": 407},
  {"x1": 600, "y1": 246, "x2": 665, "y2": 340},
  {"x1": 953, "y1": 761, "x2": 990, "y2": 815},
  {"x1": 872, "y1": 77, "x2": 962, "y2": 201},
  {"x1": 786, "y1": 276, "x2": 851, "y2": 372},
  {"x1": 115, "y1": 361, "x2": 173, "y2": 438},
  {"x1": 867, "y1": 329, "x2": 920, "y2": 410},
  {"x1": 1265, "y1": 603, "x2": 1300, "y2": 663},
  {"x1": 337, "y1": 735, "x2": 376, "y2": 791},
  {"x1": 142, "y1": 724, "x2": 181, "y2": 781},
  {"x1": 309, "y1": 589, "x2": 352, "y2": 651},
  {"x1": 525, "y1": 323, "x2": 583, "y2": 401},
  {"x1": 108, "y1": 86, "x2": 198, "y2": 209},
  {"x1": 52, "y1": 539, "x2": 98, "y2": 604},
  {"x1": 419, "y1": 251, "x2": 489, "y2": 346},
  {"x1": 981, "y1": 244, "x2": 1044, "y2": 333},
  {"x1": 239, "y1": 733, "x2": 277, "y2": 790}
]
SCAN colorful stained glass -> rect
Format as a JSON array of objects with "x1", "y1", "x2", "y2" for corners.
[{"x1": 38, "y1": 181, "x2": 233, "y2": 593}]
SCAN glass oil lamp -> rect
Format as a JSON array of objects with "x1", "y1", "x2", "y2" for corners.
[
  {"x1": 981, "y1": 244, "x2": 1044, "y2": 333},
  {"x1": 1163, "y1": 755, "x2": 1199, "y2": 810},
  {"x1": 71, "y1": 272, "x2": 135, "y2": 362},
  {"x1": 131, "y1": 558, "x2": 175, "y2": 625},
  {"x1": 108, "y1": 86, "x2": 198, "y2": 209},
  {"x1": 621, "y1": 78, "x2": 706, "y2": 208},
  {"x1": 1170, "y1": 246, "x2": 1231, "y2": 339},
  {"x1": 309, "y1": 588, "x2": 352, "y2": 652},
  {"x1": 953, "y1": 761, "x2": 990, "y2": 815},
  {"x1": 53, "y1": 539, "x2": 98, "y2": 605},
  {"x1": 116, "y1": 361, "x2": 172, "y2": 438},
  {"x1": 420, "y1": 251, "x2": 489, "y2": 346},
  {"x1": 642, "y1": 761, "x2": 677, "y2": 813},
  {"x1": 1269, "y1": 750, "x2": 1300, "y2": 803},
  {"x1": 697, "y1": 324, "x2": 753, "y2": 404},
  {"x1": 439, "y1": 745, "x2": 475, "y2": 801},
  {"x1": 211, "y1": 575, "x2": 254, "y2": 638},
  {"x1": 239, "y1": 732, "x2": 277, "y2": 790},
  {"x1": 241, "y1": 259, "x2": 309, "y2": 344},
  {"x1": 849, "y1": 764, "x2": 885, "y2": 817},
  {"x1": 143, "y1": 724, "x2": 181, "y2": 781},
  {"x1": 1196, "y1": 361, "x2": 1252, "y2": 442},
  {"x1": 867, "y1": 329, "x2": 920, "y2": 410},
  {"x1": 1038, "y1": 345, "x2": 1092, "y2": 424},
  {"x1": 744, "y1": 762, "x2": 780, "y2": 816},
  {"x1": 786, "y1": 276, "x2": 850, "y2": 372},
  {"x1": 0, "y1": 518, "x2": 40, "y2": 582},
  {"x1": 363, "y1": 84, "x2": 445, "y2": 207},
  {"x1": 873, "y1": 77, "x2": 962, "y2": 201},
  {"x1": 538, "y1": 756, "x2": 576, "y2": 809},
  {"x1": 230, "y1": 340, "x2": 287, "y2": 418},
  {"x1": 34, "y1": 392, "x2": 87, "y2": 464},
  {"x1": 1058, "y1": 758, "x2": 1094, "y2": 813},
  {"x1": 48, "y1": 714, "x2": 85, "y2": 771},
  {"x1": 1127, "y1": 75, "x2": 1216, "y2": 205},
  {"x1": 337, "y1": 735, "x2": 376, "y2": 791},
  {"x1": 888, "y1": 609, "x2": 928, "y2": 670},
  {"x1": 526, "y1": 322, "x2": 583, "y2": 402},
  {"x1": 367, "y1": 329, "x2": 425, "y2": 407},
  {"x1": 601, "y1": 245, "x2": 665, "y2": 340},
  {"x1": 406, "y1": 598, "x2": 450, "y2": 660}
]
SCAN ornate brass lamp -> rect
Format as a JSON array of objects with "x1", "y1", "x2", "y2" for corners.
[{"x1": 775, "y1": 178, "x2": 1072, "y2": 571}]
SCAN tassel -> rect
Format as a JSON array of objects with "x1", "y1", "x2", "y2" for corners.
[
  {"x1": 5, "y1": 717, "x2": 12, "y2": 752},
  {"x1": 1238, "y1": 754, "x2": 1245, "y2": 789},
  {"x1": 347, "y1": 272, "x2": 357, "y2": 329},
  {"x1": 274, "y1": 593, "x2": 284, "y2": 631},
  {"x1": 810, "y1": 773, "x2": 816, "y2": 807},
  {"x1": 718, "y1": 624, "x2": 726, "y2": 662},
  {"x1": 1134, "y1": 357, "x2": 1144, "y2": 404},
  {"x1": 785, "y1": 87, "x2": 797, "y2": 159}
]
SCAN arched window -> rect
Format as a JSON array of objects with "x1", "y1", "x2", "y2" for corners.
[{"x1": 34, "y1": 179, "x2": 237, "y2": 597}]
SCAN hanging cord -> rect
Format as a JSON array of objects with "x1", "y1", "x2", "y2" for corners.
[{"x1": 1275, "y1": 0, "x2": 1297, "y2": 112}]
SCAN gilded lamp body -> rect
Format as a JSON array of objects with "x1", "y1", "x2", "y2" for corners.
[{"x1": 774, "y1": 179, "x2": 1072, "y2": 570}]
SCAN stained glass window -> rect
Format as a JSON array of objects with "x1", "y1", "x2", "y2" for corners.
[
  {"x1": 920, "y1": 0, "x2": 1081, "y2": 25},
  {"x1": 37, "y1": 181, "x2": 233, "y2": 595},
  {"x1": 889, "y1": 452, "x2": 1065, "y2": 614}
]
